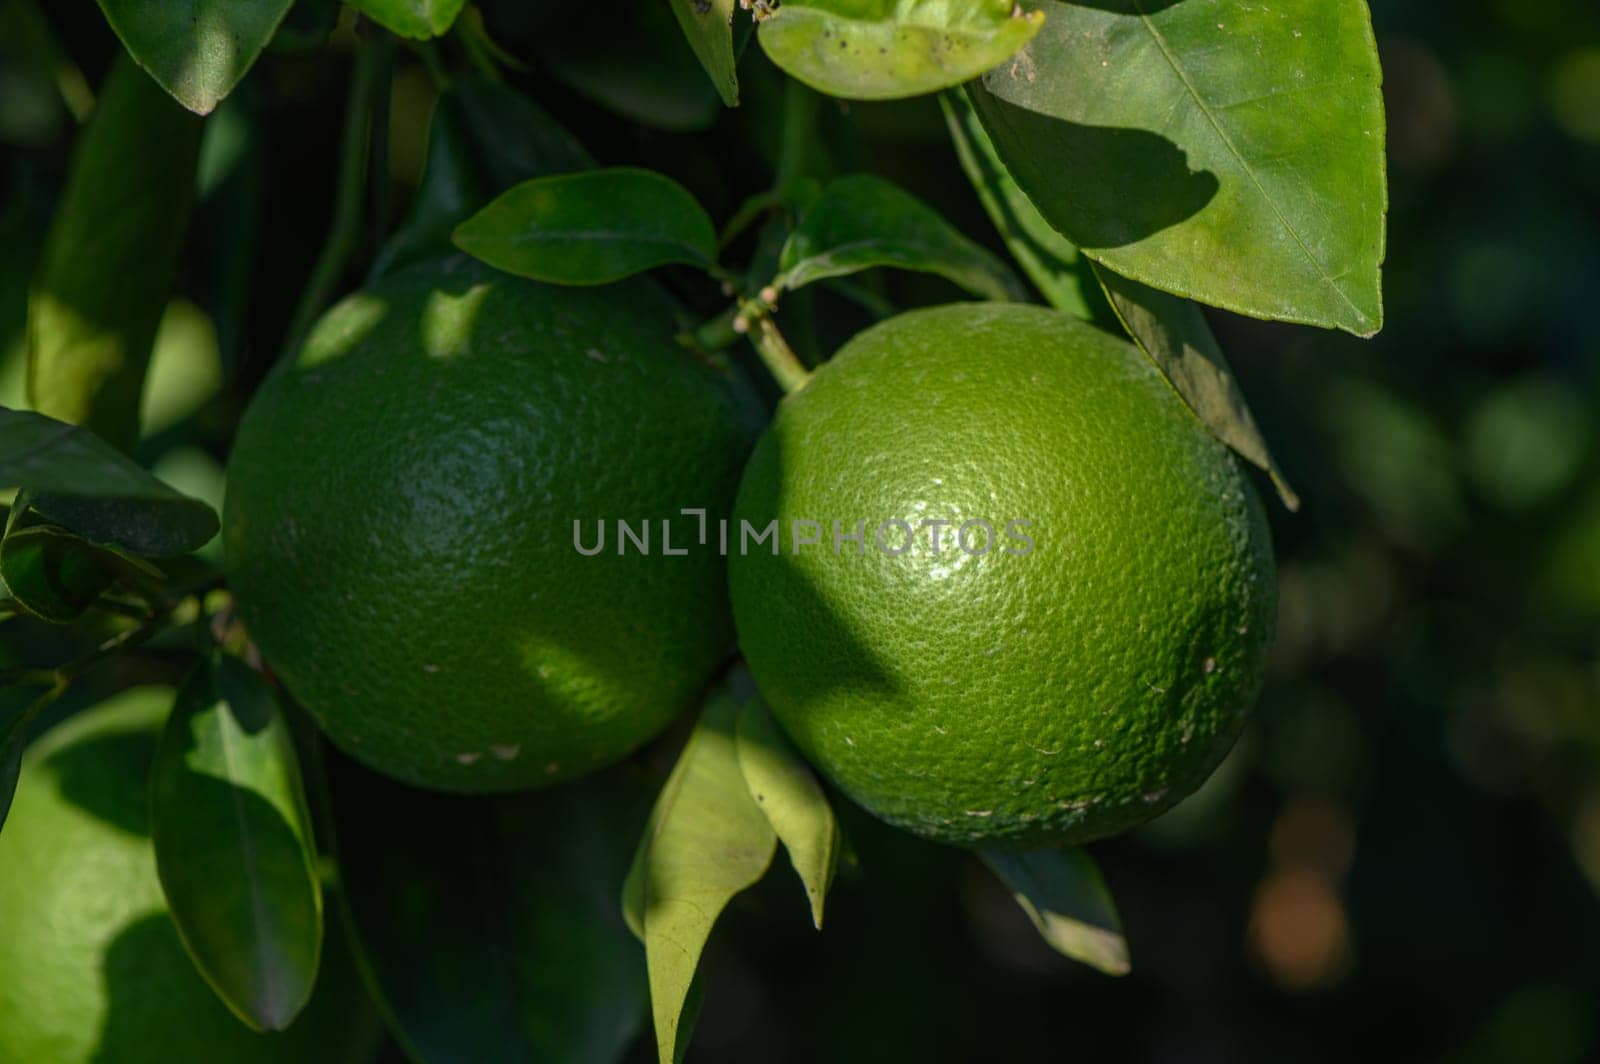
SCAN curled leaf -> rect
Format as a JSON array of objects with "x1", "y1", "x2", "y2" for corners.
[
  {"x1": 0, "y1": 407, "x2": 219, "y2": 556},
  {"x1": 622, "y1": 691, "x2": 777, "y2": 1064},
  {"x1": 980, "y1": 847, "x2": 1130, "y2": 976},
  {"x1": 759, "y1": 0, "x2": 1042, "y2": 100},
  {"x1": 1093, "y1": 264, "x2": 1300, "y2": 511},
  {"x1": 344, "y1": 0, "x2": 466, "y2": 40},
  {"x1": 734, "y1": 691, "x2": 839, "y2": 929},
  {"x1": 0, "y1": 511, "x2": 162, "y2": 624},
  {"x1": 666, "y1": 0, "x2": 741, "y2": 108}
]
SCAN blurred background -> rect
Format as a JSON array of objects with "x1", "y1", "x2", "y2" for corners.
[{"x1": 2, "y1": 0, "x2": 1598, "y2": 1061}]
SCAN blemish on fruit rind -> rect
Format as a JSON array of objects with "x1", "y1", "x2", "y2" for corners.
[
  {"x1": 1142, "y1": 788, "x2": 1170, "y2": 804},
  {"x1": 490, "y1": 744, "x2": 520, "y2": 761},
  {"x1": 456, "y1": 751, "x2": 481, "y2": 765}
]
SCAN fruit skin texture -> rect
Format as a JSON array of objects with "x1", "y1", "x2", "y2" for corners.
[
  {"x1": 225, "y1": 256, "x2": 763, "y2": 791},
  {"x1": 0, "y1": 688, "x2": 381, "y2": 1064},
  {"x1": 729, "y1": 303, "x2": 1276, "y2": 848}
]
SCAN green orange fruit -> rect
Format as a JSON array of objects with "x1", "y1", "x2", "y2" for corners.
[
  {"x1": 729, "y1": 303, "x2": 1276, "y2": 848},
  {"x1": 0, "y1": 688, "x2": 381, "y2": 1064},
  {"x1": 224, "y1": 257, "x2": 762, "y2": 791}
]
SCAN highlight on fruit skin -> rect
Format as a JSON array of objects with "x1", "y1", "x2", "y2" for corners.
[
  {"x1": 0, "y1": 689, "x2": 381, "y2": 1064},
  {"x1": 224, "y1": 255, "x2": 764, "y2": 793},
  {"x1": 729, "y1": 302, "x2": 1277, "y2": 849}
]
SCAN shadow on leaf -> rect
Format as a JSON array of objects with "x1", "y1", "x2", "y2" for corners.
[{"x1": 970, "y1": 85, "x2": 1218, "y2": 249}]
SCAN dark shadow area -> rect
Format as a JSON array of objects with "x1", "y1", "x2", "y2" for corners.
[
  {"x1": 970, "y1": 85, "x2": 1219, "y2": 249},
  {"x1": 326, "y1": 746, "x2": 653, "y2": 1063},
  {"x1": 94, "y1": 908, "x2": 382, "y2": 1063},
  {"x1": 728, "y1": 425, "x2": 904, "y2": 721},
  {"x1": 1063, "y1": 0, "x2": 1189, "y2": 14},
  {"x1": 93, "y1": 913, "x2": 244, "y2": 1064},
  {"x1": 42, "y1": 729, "x2": 157, "y2": 836}
]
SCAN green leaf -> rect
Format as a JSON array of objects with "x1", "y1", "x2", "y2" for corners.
[
  {"x1": 27, "y1": 54, "x2": 202, "y2": 451},
  {"x1": 734, "y1": 693, "x2": 839, "y2": 929},
  {"x1": 327, "y1": 748, "x2": 650, "y2": 1064},
  {"x1": 0, "y1": 407, "x2": 219, "y2": 556},
  {"x1": 980, "y1": 848, "x2": 1130, "y2": 976},
  {"x1": 453, "y1": 168, "x2": 719, "y2": 286},
  {"x1": 666, "y1": 0, "x2": 740, "y2": 108},
  {"x1": 151, "y1": 655, "x2": 323, "y2": 1031},
  {"x1": 973, "y1": 0, "x2": 1386, "y2": 336},
  {"x1": 1093, "y1": 263, "x2": 1300, "y2": 511},
  {"x1": 95, "y1": 0, "x2": 294, "y2": 114},
  {"x1": 344, "y1": 0, "x2": 465, "y2": 39},
  {"x1": 623, "y1": 691, "x2": 777, "y2": 1064},
  {"x1": 0, "y1": 515, "x2": 162, "y2": 625},
  {"x1": 757, "y1": 0, "x2": 1042, "y2": 101},
  {"x1": 939, "y1": 88, "x2": 1114, "y2": 326},
  {"x1": 0, "y1": 684, "x2": 61, "y2": 837},
  {"x1": 775, "y1": 174, "x2": 1024, "y2": 301}
]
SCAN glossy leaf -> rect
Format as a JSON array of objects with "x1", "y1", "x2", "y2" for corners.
[
  {"x1": 735, "y1": 694, "x2": 839, "y2": 929},
  {"x1": 0, "y1": 517, "x2": 161, "y2": 624},
  {"x1": 0, "y1": 684, "x2": 60, "y2": 836},
  {"x1": 776, "y1": 174, "x2": 1024, "y2": 301},
  {"x1": 1094, "y1": 264, "x2": 1300, "y2": 511},
  {"x1": 622, "y1": 691, "x2": 777, "y2": 1064},
  {"x1": 96, "y1": 0, "x2": 293, "y2": 114},
  {"x1": 151, "y1": 655, "x2": 323, "y2": 1031},
  {"x1": 758, "y1": 0, "x2": 1042, "y2": 101},
  {"x1": 667, "y1": 0, "x2": 740, "y2": 108},
  {"x1": 328, "y1": 747, "x2": 650, "y2": 1064},
  {"x1": 27, "y1": 54, "x2": 202, "y2": 451},
  {"x1": 344, "y1": 0, "x2": 465, "y2": 40},
  {"x1": 940, "y1": 88, "x2": 1113, "y2": 325},
  {"x1": 974, "y1": 0, "x2": 1386, "y2": 336},
  {"x1": 0, "y1": 407, "x2": 219, "y2": 556},
  {"x1": 454, "y1": 168, "x2": 719, "y2": 286},
  {"x1": 980, "y1": 847, "x2": 1130, "y2": 976}
]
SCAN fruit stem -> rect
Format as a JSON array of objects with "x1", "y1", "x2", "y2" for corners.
[
  {"x1": 776, "y1": 80, "x2": 818, "y2": 188},
  {"x1": 687, "y1": 304, "x2": 744, "y2": 352},
  {"x1": 749, "y1": 314, "x2": 811, "y2": 395},
  {"x1": 278, "y1": 30, "x2": 394, "y2": 363}
]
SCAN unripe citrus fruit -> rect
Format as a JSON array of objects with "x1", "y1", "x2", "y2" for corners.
[
  {"x1": 0, "y1": 688, "x2": 380, "y2": 1063},
  {"x1": 729, "y1": 303, "x2": 1275, "y2": 848},
  {"x1": 225, "y1": 257, "x2": 761, "y2": 791}
]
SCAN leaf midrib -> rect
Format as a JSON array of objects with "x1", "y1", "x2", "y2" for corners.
[
  {"x1": 216, "y1": 715, "x2": 292, "y2": 1016},
  {"x1": 1130, "y1": 0, "x2": 1368, "y2": 326}
]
